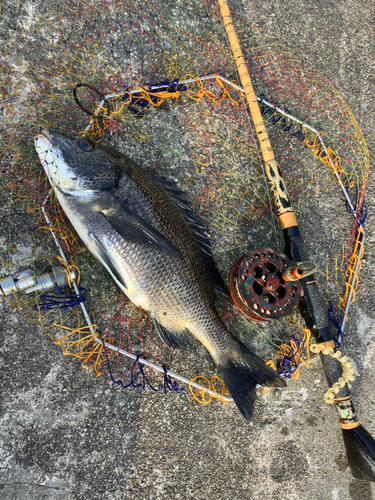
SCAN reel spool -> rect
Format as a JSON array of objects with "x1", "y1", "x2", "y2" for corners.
[{"x1": 229, "y1": 248, "x2": 302, "y2": 322}]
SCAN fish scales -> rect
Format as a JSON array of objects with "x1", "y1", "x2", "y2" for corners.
[
  {"x1": 35, "y1": 130, "x2": 286, "y2": 420},
  {"x1": 65, "y1": 163, "x2": 229, "y2": 351}
]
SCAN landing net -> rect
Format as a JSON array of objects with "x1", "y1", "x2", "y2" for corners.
[{"x1": 0, "y1": 0, "x2": 368, "y2": 396}]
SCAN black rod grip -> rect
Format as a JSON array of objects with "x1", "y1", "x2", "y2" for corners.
[
  {"x1": 283, "y1": 228, "x2": 332, "y2": 343},
  {"x1": 283, "y1": 227, "x2": 347, "y2": 394}
]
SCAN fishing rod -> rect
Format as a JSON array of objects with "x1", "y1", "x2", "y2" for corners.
[{"x1": 217, "y1": 0, "x2": 375, "y2": 481}]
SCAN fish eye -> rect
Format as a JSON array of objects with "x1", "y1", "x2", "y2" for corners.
[{"x1": 77, "y1": 138, "x2": 95, "y2": 152}]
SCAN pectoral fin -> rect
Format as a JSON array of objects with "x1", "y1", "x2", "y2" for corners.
[
  {"x1": 102, "y1": 203, "x2": 182, "y2": 259},
  {"x1": 88, "y1": 231, "x2": 127, "y2": 290}
]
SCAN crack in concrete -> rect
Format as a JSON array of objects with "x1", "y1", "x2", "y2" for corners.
[{"x1": 0, "y1": 481, "x2": 68, "y2": 491}]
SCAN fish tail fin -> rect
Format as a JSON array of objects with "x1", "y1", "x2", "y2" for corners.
[{"x1": 218, "y1": 341, "x2": 286, "y2": 420}]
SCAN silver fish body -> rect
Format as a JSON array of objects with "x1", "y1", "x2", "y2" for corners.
[{"x1": 35, "y1": 130, "x2": 286, "y2": 419}]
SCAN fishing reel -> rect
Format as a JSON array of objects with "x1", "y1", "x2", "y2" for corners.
[{"x1": 229, "y1": 247, "x2": 315, "y2": 322}]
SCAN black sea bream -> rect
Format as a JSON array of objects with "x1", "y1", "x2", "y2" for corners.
[{"x1": 35, "y1": 130, "x2": 286, "y2": 419}]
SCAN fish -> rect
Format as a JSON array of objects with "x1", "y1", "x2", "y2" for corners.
[{"x1": 34, "y1": 130, "x2": 286, "y2": 420}]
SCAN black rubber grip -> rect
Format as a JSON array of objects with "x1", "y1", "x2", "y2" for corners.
[{"x1": 283, "y1": 230, "x2": 333, "y2": 343}]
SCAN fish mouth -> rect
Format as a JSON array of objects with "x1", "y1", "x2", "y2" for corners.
[
  {"x1": 34, "y1": 129, "x2": 100, "y2": 190},
  {"x1": 35, "y1": 129, "x2": 77, "y2": 151},
  {"x1": 34, "y1": 129, "x2": 58, "y2": 175},
  {"x1": 34, "y1": 129, "x2": 54, "y2": 157},
  {"x1": 36, "y1": 129, "x2": 94, "y2": 160},
  {"x1": 35, "y1": 129, "x2": 76, "y2": 164},
  {"x1": 40, "y1": 129, "x2": 53, "y2": 142},
  {"x1": 34, "y1": 129, "x2": 64, "y2": 188}
]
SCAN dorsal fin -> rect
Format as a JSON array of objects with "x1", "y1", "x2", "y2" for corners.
[{"x1": 157, "y1": 176, "x2": 235, "y2": 314}]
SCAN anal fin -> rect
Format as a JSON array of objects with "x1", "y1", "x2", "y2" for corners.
[
  {"x1": 152, "y1": 318, "x2": 192, "y2": 348},
  {"x1": 213, "y1": 283, "x2": 236, "y2": 315}
]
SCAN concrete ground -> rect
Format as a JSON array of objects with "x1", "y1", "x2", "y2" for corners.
[{"x1": 1, "y1": 1, "x2": 374, "y2": 499}]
